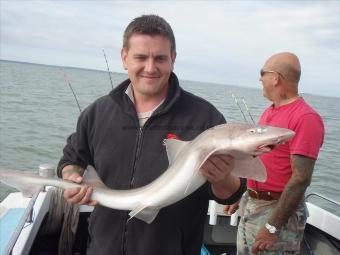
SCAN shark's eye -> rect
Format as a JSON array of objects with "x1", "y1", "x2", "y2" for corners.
[
  {"x1": 249, "y1": 127, "x2": 267, "y2": 134},
  {"x1": 256, "y1": 127, "x2": 267, "y2": 133}
]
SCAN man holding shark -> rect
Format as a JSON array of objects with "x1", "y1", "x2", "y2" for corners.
[{"x1": 58, "y1": 15, "x2": 246, "y2": 255}]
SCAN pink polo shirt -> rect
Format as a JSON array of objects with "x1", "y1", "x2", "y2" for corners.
[{"x1": 248, "y1": 98, "x2": 324, "y2": 192}]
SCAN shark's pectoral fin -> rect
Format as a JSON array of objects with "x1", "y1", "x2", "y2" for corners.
[
  {"x1": 233, "y1": 156, "x2": 267, "y2": 182},
  {"x1": 128, "y1": 204, "x2": 160, "y2": 224}
]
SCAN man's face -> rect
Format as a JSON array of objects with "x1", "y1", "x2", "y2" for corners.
[
  {"x1": 121, "y1": 34, "x2": 176, "y2": 100},
  {"x1": 260, "y1": 73, "x2": 272, "y2": 100},
  {"x1": 259, "y1": 64, "x2": 276, "y2": 101}
]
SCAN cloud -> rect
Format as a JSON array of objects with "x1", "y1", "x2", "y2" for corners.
[{"x1": 1, "y1": 0, "x2": 339, "y2": 97}]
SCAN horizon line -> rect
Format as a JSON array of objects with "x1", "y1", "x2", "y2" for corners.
[{"x1": 0, "y1": 58, "x2": 337, "y2": 99}]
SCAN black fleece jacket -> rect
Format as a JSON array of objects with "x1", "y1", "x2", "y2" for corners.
[{"x1": 58, "y1": 73, "x2": 246, "y2": 255}]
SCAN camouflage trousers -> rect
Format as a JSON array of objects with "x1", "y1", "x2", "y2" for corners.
[{"x1": 237, "y1": 193, "x2": 308, "y2": 255}]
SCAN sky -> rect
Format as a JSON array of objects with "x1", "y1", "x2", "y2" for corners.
[{"x1": 1, "y1": 0, "x2": 339, "y2": 97}]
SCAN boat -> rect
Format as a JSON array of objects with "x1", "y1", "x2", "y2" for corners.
[{"x1": 1, "y1": 165, "x2": 340, "y2": 255}]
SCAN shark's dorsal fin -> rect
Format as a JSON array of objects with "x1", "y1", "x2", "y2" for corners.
[
  {"x1": 128, "y1": 203, "x2": 160, "y2": 224},
  {"x1": 164, "y1": 139, "x2": 189, "y2": 165},
  {"x1": 83, "y1": 165, "x2": 107, "y2": 189}
]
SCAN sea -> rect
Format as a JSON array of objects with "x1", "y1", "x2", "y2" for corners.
[{"x1": 0, "y1": 60, "x2": 339, "y2": 215}]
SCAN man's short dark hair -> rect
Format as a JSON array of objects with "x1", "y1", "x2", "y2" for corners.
[{"x1": 123, "y1": 14, "x2": 176, "y2": 53}]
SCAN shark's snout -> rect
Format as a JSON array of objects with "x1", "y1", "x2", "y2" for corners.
[
  {"x1": 256, "y1": 129, "x2": 295, "y2": 154},
  {"x1": 277, "y1": 130, "x2": 295, "y2": 144}
]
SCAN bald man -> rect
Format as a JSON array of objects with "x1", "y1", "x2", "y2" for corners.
[{"x1": 227, "y1": 52, "x2": 325, "y2": 254}]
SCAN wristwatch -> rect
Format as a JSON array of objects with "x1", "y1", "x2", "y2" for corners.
[{"x1": 265, "y1": 222, "x2": 278, "y2": 234}]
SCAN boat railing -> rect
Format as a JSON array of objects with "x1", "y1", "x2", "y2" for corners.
[
  {"x1": 306, "y1": 192, "x2": 340, "y2": 208},
  {"x1": 2, "y1": 187, "x2": 42, "y2": 255}
]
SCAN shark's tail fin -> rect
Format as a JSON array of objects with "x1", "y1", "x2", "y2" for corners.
[{"x1": 0, "y1": 169, "x2": 43, "y2": 198}]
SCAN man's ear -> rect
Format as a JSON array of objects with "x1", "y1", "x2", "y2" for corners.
[
  {"x1": 273, "y1": 74, "x2": 280, "y2": 86},
  {"x1": 121, "y1": 48, "x2": 128, "y2": 70}
]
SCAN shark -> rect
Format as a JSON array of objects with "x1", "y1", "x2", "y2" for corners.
[{"x1": 0, "y1": 123, "x2": 294, "y2": 223}]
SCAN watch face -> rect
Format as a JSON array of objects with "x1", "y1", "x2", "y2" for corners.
[
  {"x1": 265, "y1": 223, "x2": 277, "y2": 234},
  {"x1": 268, "y1": 227, "x2": 276, "y2": 234}
]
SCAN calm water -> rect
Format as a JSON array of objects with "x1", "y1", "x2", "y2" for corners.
[{"x1": 0, "y1": 60, "x2": 339, "y2": 215}]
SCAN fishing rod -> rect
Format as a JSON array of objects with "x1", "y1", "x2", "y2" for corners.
[
  {"x1": 102, "y1": 49, "x2": 114, "y2": 90},
  {"x1": 231, "y1": 93, "x2": 247, "y2": 122},
  {"x1": 59, "y1": 68, "x2": 82, "y2": 113},
  {"x1": 241, "y1": 97, "x2": 255, "y2": 124}
]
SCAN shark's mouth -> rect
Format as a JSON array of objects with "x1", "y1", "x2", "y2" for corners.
[
  {"x1": 257, "y1": 144, "x2": 275, "y2": 153},
  {"x1": 256, "y1": 136, "x2": 288, "y2": 154}
]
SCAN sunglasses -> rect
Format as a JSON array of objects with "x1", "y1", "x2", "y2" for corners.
[{"x1": 260, "y1": 69, "x2": 285, "y2": 79}]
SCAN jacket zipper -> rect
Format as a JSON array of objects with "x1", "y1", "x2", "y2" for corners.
[
  {"x1": 123, "y1": 124, "x2": 145, "y2": 255},
  {"x1": 130, "y1": 127, "x2": 143, "y2": 188}
]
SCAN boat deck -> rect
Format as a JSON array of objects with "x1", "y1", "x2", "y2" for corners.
[{"x1": 1, "y1": 190, "x2": 340, "y2": 255}]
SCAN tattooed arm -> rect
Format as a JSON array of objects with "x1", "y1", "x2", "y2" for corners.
[
  {"x1": 252, "y1": 154, "x2": 316, "y2": 254},
  {"x1": 268, "y1": 155, "x2": 315, "y2": 227}
]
